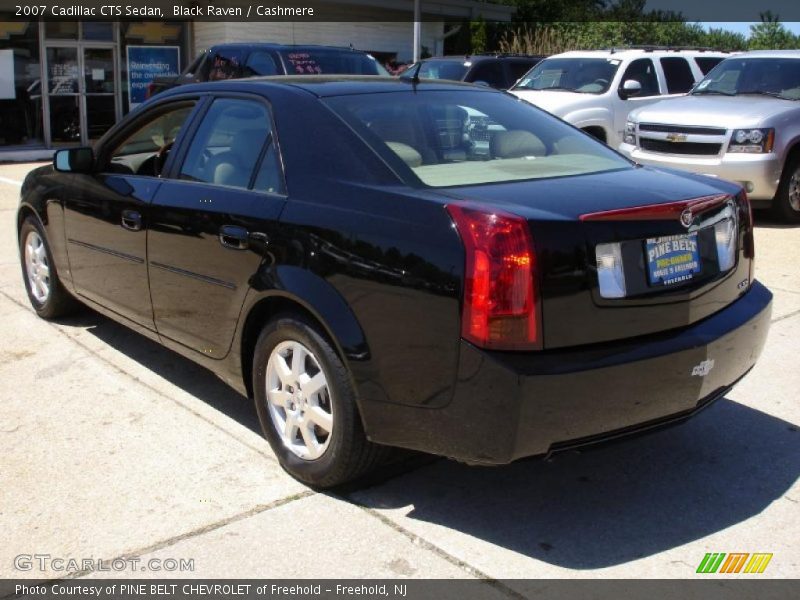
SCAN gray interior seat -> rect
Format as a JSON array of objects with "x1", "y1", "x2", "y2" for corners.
[{"x1": 207, "y1": 129, "x2": 267, "y2": 187}]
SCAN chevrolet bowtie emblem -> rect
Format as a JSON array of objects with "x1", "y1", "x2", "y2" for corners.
[{"x1": 666, "y1": 132, "x2": 688, "y2": 142}]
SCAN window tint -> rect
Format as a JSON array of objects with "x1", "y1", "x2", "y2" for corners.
[
  {"x1": 206, "y1": 47, "x2": 246, "y2": 81},
  {"x1": 468, "y1": 62, "x2": 506, "y2": 88},
  {"x1": 620, "y1": 58, "x2": 659, "y2": 97},
  {"x1": 660, "y1": 57, "x2": 695, "y2": 93},
  {"x1": 180, "y1": 98, "x2": 273, "y2": 189},
  {"x1": 244, "y1": 50, "x2": 279, "y2": 76},
  {"x1": 695, "y1": 56, "x2": 724, "y2": 75},
  {"x1": 105, "y1": 103, "x2": 195, "y2": 177}
]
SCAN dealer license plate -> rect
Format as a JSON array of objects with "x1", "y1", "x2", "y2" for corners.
[{"x1": 645, "y1": 233, "x2": 701, "y2": 286}]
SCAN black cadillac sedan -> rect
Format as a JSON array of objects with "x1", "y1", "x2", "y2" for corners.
[{"x1": 18, "y1": 77, "x2": 771, "y2": 487}]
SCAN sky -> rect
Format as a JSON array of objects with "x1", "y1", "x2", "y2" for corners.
[{"x1": 704, "y1": 22, "x2": 800, "y2": 36}]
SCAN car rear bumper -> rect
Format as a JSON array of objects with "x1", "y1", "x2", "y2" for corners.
[
  {"x1": 618, "y1": 143, "x2": 782, "y2": 202},
  {"x1": 360, "y1": 281, "x2": 772, "y2": 463}
]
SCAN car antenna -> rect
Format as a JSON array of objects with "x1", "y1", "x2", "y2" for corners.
[{"x1": 410, "y1": 61, "x2": 422, "y2": 88}]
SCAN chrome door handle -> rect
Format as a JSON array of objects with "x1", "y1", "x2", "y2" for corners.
[
  {"x1": 219, "y1": 225, "x2": 249, "y2": 250},
  {"x1": 121, "y1": 210, "x2": 142, "y2": 231}
]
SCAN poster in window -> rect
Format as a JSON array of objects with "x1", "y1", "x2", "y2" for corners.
[{"x1": 126, "y1": 45, "x2": 180, "y2": 110}]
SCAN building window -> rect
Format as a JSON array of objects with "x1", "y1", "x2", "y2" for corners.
[{"x1": 0, "y1": 21, "x2": 43, "y2": 147}]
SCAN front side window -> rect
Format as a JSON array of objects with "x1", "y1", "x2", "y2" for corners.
[
  {"x1": 244, "y1": 51, "x2": 279, "y2": 76},
  {"x1": 513, "y1": 58, "x2": 620, "y2": 94},
  {"x1": 179, "y1": 98, "x2": 280, "y2": 191},
  {"x1": 692, "y1": 58, "x2": 800, "y2": 100},
  {"x1": 326, "y1": 90, "x2": 630, "y2": 188},
  {"x1": 620, "y1": 58, "x2": 659, "y2": 97},
  {"x1": 207, "y1": 48, "x2": 246, "y2": 81},
  {"x1": 105, "y1": 103, "x2": 195, "y2": 176}
]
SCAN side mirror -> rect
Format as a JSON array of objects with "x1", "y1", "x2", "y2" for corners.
[
  {"x1": 620, "y1": 79, "x2": 642, "y2": 99},
  {"x1": 54, "y1": 147, "x2": 94, "y2": 174}
]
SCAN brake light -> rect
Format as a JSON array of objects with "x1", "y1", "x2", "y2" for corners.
[{"x1": 446, "y1": 204, "x2": 540, "y2": 350}]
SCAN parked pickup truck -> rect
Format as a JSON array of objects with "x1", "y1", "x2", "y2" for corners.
[
  {"x1": 510, "y1": 48, "x2": 728, "y2": 147},
  {"x1": 146, "y1": 43, "x2": 388, "y2": 99},
  {"x1": 620, "y1": 51, "x2": 800, "y2": 222}
]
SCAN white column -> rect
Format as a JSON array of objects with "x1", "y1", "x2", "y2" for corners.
[{"x1": 413, "y1": 0, "x2": 421, "y2": 62}]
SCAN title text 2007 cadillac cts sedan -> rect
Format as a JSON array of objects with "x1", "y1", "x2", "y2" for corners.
[{"x1": 18, "y1": 77, "x2": 772, "y2": 487}]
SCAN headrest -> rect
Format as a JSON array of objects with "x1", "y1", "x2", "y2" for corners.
[
  {"x1": 491, "y1": 130, "x2": 546, "y2": 159},
  {"x1": 386, "y1": 141, "x2": 422, "y2": 168},
  {"x1": 231, "y1": 129, "x2": 268, "y2": 157}
]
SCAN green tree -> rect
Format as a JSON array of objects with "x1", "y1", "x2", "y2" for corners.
[{"x1": 748, "y1": 12, "x2": 799, "y2": 49}]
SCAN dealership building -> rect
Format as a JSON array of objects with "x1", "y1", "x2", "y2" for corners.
[{"x1": 0, "y1": 0, "x2": 513, "y2": 161}]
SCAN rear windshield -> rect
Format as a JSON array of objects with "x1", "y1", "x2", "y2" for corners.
[
  {"x1": 325, "y1": 90, "x2": 630, "y2": 188},
  {"x1": 513, "y1": 57, "x2": 621, "y2": 94},
  {"x1": 400, "y1": 60, "x2": 470, "y2": 82},
  {"x1": 279, "y1": 50, "x2": 383, "y2": 75},
  {"x1": 692, "y1": 57, "x2": 800, "y2": 100}
]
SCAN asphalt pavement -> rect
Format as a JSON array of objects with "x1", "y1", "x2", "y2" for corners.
[{"x1": 1, "y1": 162, "x2": 798, "y2": 585}]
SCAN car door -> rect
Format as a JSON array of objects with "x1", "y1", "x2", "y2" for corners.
[
  {"x1": 612, "y1": 57, "x2": 662, "y2": 147},
  {"x1": 63, "y1": 99, "x2": 199, "y2": 329},
  {"x1": 148, "y1": 95, "x2": 287, "y2": 358}
]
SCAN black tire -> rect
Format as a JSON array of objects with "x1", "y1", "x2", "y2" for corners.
[
  {"x1": 773, "y1": 155, "x2": 800, "y2": 224},
  {"x1": 252, "y1": 313, "x2": 386, "y2": 488},
  {"x1": 19, "y1": 216, "x2": 79, "y2": 319}
]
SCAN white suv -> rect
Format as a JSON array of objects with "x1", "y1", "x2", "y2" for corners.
[{"x1": 510, "y1": 48, "x2": 729, "y2": 147}]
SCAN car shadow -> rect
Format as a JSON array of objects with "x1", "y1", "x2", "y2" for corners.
[
  {"x1": 348, "y1": 398, "x2": 800, "y2": 569},
  {"x1": 55, "y1": 307, "x2": 263, "y2": 436},
  {"x1": 753, "y1": 208, "x2": 798, "y2": 229}
]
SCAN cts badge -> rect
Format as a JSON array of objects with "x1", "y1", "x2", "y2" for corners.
[{"x1": 691, "y1": 359, "x2": 715, "y2": 377}]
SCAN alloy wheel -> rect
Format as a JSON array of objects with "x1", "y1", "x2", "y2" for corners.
[
  {"x1": 789, "y1": 167, "x2": 800, "y2": 212},
  {"x1": 24, "y1": 230, "x2": 50, "y2": 304},
  {"x1": 265, "y1": 340, "x2": 334, "y2": 460}
]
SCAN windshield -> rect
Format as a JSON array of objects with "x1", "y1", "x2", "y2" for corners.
[
  {"x1": 692, "y1": 57, "x2": 800, "y2": 100},
  {"x1": 513, "y1": 57, "x2": 621, "y2": 94},
  {"x1": 279, "y1": 50, "x2": 383, "y2": 75},
  {"x1": 325, "y1": 90, "x2": 630, "y2": 188}
]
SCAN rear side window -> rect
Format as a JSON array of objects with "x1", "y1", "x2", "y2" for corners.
[
  {"x1": 179, "y1": 98, "x2": 279, "y2": 191},
  {"x1": 279, "y1": 50, "x2": 380, "y2": 75},
  {"x1": 468, "y1": 62, "x2": 506, "y2": 88},
  {"x1": 695, "y1": 56, "x2": 724, "y2": 75},
  {"x1": 660, "y1": 57, "x2": 695, "y2": 93},
  {"x1": 620, "y1": 58, "x2": 659, "y2": 97}
]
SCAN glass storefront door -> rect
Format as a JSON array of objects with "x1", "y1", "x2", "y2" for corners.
[{"x1": 45, "y1": 44, "x2": 120, "y2": 146}]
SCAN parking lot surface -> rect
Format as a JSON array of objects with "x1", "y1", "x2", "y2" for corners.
[{"x1": 1, "y1": 162, "x2": 798, "y2": 583}]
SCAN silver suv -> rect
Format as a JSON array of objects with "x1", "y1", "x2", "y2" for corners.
[{"x1": 620, "y1": 51, "x2": 800, "y2": 222}]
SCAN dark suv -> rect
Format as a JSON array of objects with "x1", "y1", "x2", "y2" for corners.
[
  {"x1": 400, "y1": 54, "x2": 546, "y2": 90},
  {"x1": 147, "y1": 43, "x2": 388, "y2": 98}
]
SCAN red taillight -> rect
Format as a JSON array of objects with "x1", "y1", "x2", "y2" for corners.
[{"x1": 446, "y1": 204, "x2": 540, "y2": 350}]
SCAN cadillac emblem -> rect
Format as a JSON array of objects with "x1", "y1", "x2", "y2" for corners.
[{"x1": 680, "y1": 208, "x2": 694, "y2": 228}]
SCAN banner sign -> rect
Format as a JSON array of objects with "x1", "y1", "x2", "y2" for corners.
[{"x1": 126, "y1": 45, "x2": 179, "y2": 110}]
